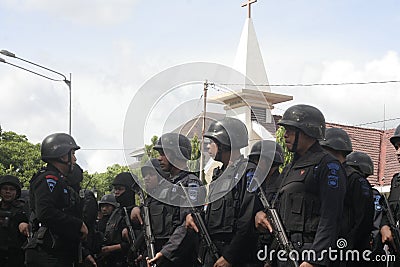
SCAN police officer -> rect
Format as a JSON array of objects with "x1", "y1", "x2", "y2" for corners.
[
  {"x1": 25, "y1": 133, "x2": 90, "y2": 267},
  {"x1": 0, "y1": 175, "x2": 29, "y2": 267},
  {"x1": 186, "y1": 117, "x2": 259, "y2": 267},
  {"x1": 101, "y1": 172, "x2": 137, "y2": 267},
  {"x1": 249, "y1": 140, "x2": 285, "y2": 203},
  {"x1": 269, "y1": 104, "x2": 346, "y2": 266},
  {"x1": 98, "y1": 194, "x2": 119, "y2": 235},
  {"x1": 250, "y1": 140, "x2": 285, "y2": 267},
  {"x1": 345, "y1": 151, "x2": 385, "y2": 266},
  {"x1": 132, "y1": 133, "x2": 203, "y2": 267},
  {"x1": 320, "y1": 128, "x2": 374, "y2": 266},
  {"x1": 380, "y1": 124, "x2": 400, "y2": 261}
]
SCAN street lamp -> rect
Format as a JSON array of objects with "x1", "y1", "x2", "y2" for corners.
[{"x1": 0, "y1": 49, "x2": 72, "y2": 135}]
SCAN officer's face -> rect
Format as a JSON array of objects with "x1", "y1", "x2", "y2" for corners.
[
  {"x1": 0, "y1": 184, "x2": 17, "y2": 202},
  {"x1": 113, "y1": 185, "x2": 126, "y2": 197},
  {"x1": 144, "y1": 170, "x2": 159, "y2": 191},
  {"x1": 207, "y1": 139, "x2": 218, "y2": 159},
  {"x1": 283, "y1": 126, "x2": 298, "y2": 152},
  {"x1": 395, "y1": 142, "x2": 400, "y2": 163},
  {"x1": 158, "y1": 150, "x2": 173, "y2": 172},
  {"x1": 100, "y1": 203, "x2": 115, "y2": 216}
]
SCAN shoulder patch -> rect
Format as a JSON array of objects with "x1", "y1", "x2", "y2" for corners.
[
  {"x1": 246, "y1": 171, "x2": 259, "y2": 193},
  {"x1": 327, "y1": 162, "x2": 340, "y2": 189},
  {"x1": 46, "y1": 178, "x2": 57, "y2": 192}
]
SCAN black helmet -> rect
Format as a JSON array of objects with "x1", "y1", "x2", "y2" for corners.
[
  {"x1": 320, "y1": 127, "x2": 352, "y2": 154},
  {"x1": 153, "y1": 133, "x2": 192, "y2": 160},
  {"x1": 278, "y1": 104, "x2": 325, "y2": 140},
  {"x1": 141, "y1": 158, "x2": 168, "y2": 178},
  {"x1": 390, "y1": 124, "x2": 400, "y2": 149},
  {"x1": 41, "y1": 133, "x2": 80, "y2": 161},
  {"x1": 0, "y1": 175, "x2": 22, "y2": 199},
  {"x1": 112, "y1": 172, "x2": 137, "y2": 189},
  {"x1": 204, "y1": 117, "x2": 248, "y2": 149},
  {"x1": 346, "y1": 151, "x2": 374, "y2": 177},
  {"x1": 99, "y1": 194, "x2": 119, "y2": 208},
  {"x1": 249, "y1": 140, "x2": 284, "y2": 165}
]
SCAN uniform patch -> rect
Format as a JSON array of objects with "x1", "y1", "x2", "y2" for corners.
[
  {"x1": 46, "y1": 178, "x2": 57, "y2": 192},
  {"x1": 246, "y1": 171, "x2": 258, "y2": 192},
  {"x1": 374, "y1": 195, "x2": 382, "y2": 212},
  {"x1": 187, "y1": 181, "x2": 199, "y2": 202},
  {"x1": 327, "y1": 162, "x2": 340, "y2": 188}
]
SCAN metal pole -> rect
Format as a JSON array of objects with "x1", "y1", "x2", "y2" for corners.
[
  {"x1": 68, "y1": 73, "x2": 72, "y2": 135},
  {"x1": 199, "y1": 81, "x2": 208, "y2": 184}
]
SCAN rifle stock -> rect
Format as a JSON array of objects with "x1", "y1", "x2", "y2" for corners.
[
  {"x1": 382, "y1": 194, "x2": 400, "y2": 253},
  {"x1": 123, "y1": 207, "x2": 139, "y2": 258},
  {"x1": 258, "y1": 188, "x2": 299, "y2": 267},
  {"x1": 137, "y1": 189, "x2": 157, "y2": 266}
]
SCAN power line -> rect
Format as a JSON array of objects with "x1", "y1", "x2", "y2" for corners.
[
  {"x1": 354, "y1": 117, "x2": 400, "y2": 127},
  {"x1": 217, "y1": 80, "x2": 400, "y2": 87}
]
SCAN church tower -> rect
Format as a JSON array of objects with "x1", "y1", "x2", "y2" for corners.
[{"x1": 211, "y1": 0, "x2": 293, "y2": 153}]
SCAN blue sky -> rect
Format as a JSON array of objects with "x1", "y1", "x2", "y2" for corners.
[{"x1": 1, "y1": 0, "x2": 400, "y2": 172}]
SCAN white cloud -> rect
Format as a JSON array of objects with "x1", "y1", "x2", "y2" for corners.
[
  {"x1": 274, "y1": 50, "x2": 400, "y2": 129},
  {"x1": 3, "y1": 0, "x2": 139, "y2": 26}
]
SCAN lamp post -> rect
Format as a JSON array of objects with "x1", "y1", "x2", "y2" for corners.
[{"x1": 0, "y1": 50, "x2": 72, "y2": 135}]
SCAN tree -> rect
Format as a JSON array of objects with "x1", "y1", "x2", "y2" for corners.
[
  {"x1": 0, "y1": 129, "x2": 42, "y2": 187},
  {"x1": 81, "y1": 164, "x2": 136, "y2": 199},
  {"x1": 141, "y1": 135, "x2": 159, "y2": 165},
  {"x1": 275, "y1": 126, "x2": 293, "y2": 170}
]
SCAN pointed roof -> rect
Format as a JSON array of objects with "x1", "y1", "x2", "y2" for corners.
[{"x1": 234, "y1": 17, "x2": 270, "y2": 92}]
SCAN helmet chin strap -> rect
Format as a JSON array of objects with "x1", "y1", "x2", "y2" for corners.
[
  {"x1": 292, "y1": 130, "x2": 300, "y2": 153},
  {"x1": 55, "y1": 151, "x2": 73, "y2": 174}
]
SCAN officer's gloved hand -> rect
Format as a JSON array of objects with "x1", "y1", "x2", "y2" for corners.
[
  {"x1": 130, "y1": 206, "x2": 143, "y2": 225},
  {"x1": 18, "y1": 222, "x2": 30, "y2": 237},
  {"x1": 80, "y1": 222, "x2": 88, "y2": 240},
  {"x1": 255, "y1": 211, "x2": 272, "y2": 233},
  {"x1": 147, "y1": 252, "x2": 164, "y2": 266},
  {"x1": 185, "y1": 214, "x2": 198, "y2": 232},
  {"x1": 85, "y1": 254, "x2": 97, "y2": 267},
  {"x1": 214, "y1": 256, "x2": 232, "y2": 267},
  {"x1": 380, "y1": 225, "x2": 394, "y2": 245}
]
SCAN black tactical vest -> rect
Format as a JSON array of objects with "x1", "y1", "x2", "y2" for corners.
[
  {"x1": 206, "y1": 157, "x2": 249, "y2": 237},
  {"x1": 388, "y1": 173, "x2": 400, "y2": 221},
  {"x1": 278, "y1": 150, "x2": 327, "y2": 234}
]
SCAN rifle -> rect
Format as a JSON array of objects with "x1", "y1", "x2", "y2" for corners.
[
  {"x1": 179, "y1": 183, "x2": 220, "y2": 263},
  {"x1": 123, "y1": 207, "x2": 139, "y2": 261},
  {"x1": 382, "y1": 194, "x2": 400, "y2": 253},
  {"x1": 137, "y1": 189, "x2": 157, "y2": 266},
  {"x1": 258, "y1": 188, "x2": 299, "y2": 267}
]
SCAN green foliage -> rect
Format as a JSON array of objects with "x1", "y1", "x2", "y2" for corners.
[
  {"x1": 81, "y1": 164, "x2": 134, "y2": 199},
  {"x1": 141, "y1": 135, "x2": 159, "y2": 165},
  {"x1": 275, "y1": 126, "x2": 293, "y2": 171},
  {"x1": 0, "y1": 129, "x2": 42, "y2": 188},
  {"x1": 188, "y1": 134, "x2": 201, "y2": 172}
]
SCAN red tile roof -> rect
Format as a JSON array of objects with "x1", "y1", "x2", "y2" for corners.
[{"x1": 326, "y1": 123, "x2": 398, "y2": 186}]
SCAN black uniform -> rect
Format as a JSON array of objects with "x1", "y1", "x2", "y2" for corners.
[
  {"x1": 341, "y1": 164, "x2": 374, "y2": 250},
  {"x1": 148, "y1": 171, "x2": 203, "y2": 267},
  {"x1": 101, "y1": 207, "x2": 131, "y2": 267},
  {"x1": 25, "y1": 164, "x2": 83, "y2": 267},
  {"x1": 254, "y1": 168, "x2": 281, "y2": 267},
  {"x1": 381, "y1": 173, "x2": 400, "y2": 264},
  {"x1": 204, "y1": 156, "x2": 260, "y2": 267},
  {"x1": 277, "y1": 142, "x2": 346, "y2": 266},
  {"x1": 0, "y1": 199, "x2": 28, "y2": 267}
]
